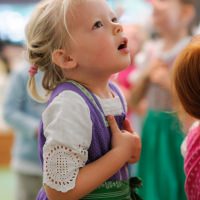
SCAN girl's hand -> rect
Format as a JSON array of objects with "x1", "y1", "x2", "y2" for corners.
[
  {"x1": 148, "y1": 59, "x2": 170, "y2": 89},
  {"x1": 150, "y1": 66, "x2": 170, "y2": 89},
  {"x1": 144, "y1": 59, "x2": 164, "y2": 77},
  {"x1": 107, "y1": 115, "x2": 141, "y2": 164},
  {"x1": 122, "y1": 118, "x2": 141, "y2": 163}
]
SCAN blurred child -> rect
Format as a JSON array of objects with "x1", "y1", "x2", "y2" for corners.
[
  {"x1": 3, "y1": 62, "x2": 46, "y2": 200},
  {"x1": 0, "y1": 40, "x2": 10, "y2": 131},
  {"x1": 173, "y1": 37, "x2": 200, "y2": 200},
  {"x1": 129, "y1": 0, "x2": 200, "y2": 199},
  {"x1": 25, "y1": 0, "x2": 141, "y2": 199}
]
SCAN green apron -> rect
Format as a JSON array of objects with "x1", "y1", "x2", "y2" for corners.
[{"x1": 82, "y1": 181, "x2": 131, "y2": 200}]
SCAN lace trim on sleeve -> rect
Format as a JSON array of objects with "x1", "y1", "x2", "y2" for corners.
[{"x1": 43, "y1": 144, "x2": 87, "y2": 192}]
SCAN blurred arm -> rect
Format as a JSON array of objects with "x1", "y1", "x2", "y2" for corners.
[{"x1": 3, "y1": 71, "x2": 40, "y2": 137}]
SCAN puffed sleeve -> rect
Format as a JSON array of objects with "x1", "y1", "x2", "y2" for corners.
[{"x1": 42, "y1": 90, "x2": 92, "y2": 192}]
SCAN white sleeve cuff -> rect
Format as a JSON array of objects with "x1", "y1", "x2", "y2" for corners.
[{"x1": 43, "y1": 143, "x2": 87, "y2": 192}]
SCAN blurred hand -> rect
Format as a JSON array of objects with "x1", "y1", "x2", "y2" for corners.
[{"x1": 150, "y1": 66, "x2": 170, "y2": 88}]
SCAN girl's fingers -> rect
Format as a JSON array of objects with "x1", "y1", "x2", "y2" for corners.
[
  {"x1": 107, "y1": 115, "x2": 120, "y2": 134},
  {"x1": 123, "y1": 118, "x2": 133, "y2": 132}
]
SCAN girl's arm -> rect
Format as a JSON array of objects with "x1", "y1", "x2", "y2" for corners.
[
  {"x1": 128, "y1": 70, "x2": 150, "y2": 109},
  {"x1": 45, "y1": 148, "x2": 129, "y2": 200},
  {"x1": 149, "y1": 64, "x2": 171, "y2": 90},
  {"x1": 3, "y1": 70, "x2": 41, "y2": 137},
  {"x1": 128, "y1": 59, "x2": 169, "y2": 108},
  {"x1": 45, "y1": 116, "x2": 141, "y2": 200}
]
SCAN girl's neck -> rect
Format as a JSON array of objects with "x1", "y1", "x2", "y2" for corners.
[
  {"x1": 161, "y1": 29, "x2": 189, "y2": 51},
  {"x1": 130, "y1": 56, "x2": 135, "y2": 66},
  {"x1": 64, "y1": 68, "x2": 113, "y2": 98},
  {"x1": 75, "y1": 77, "x2": 113, "y2": 99}
]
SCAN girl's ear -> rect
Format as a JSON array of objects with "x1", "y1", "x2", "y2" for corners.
[
  {"x1": 52, "y1": 49, "x2": 77, "y2": 69},
  {"x1": 181, "y1": 4, "x2": 195, "y2": 27}
]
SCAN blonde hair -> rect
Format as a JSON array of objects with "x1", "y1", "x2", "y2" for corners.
[{"x1": 26, "y1": 0, "x2": 81, "y2": 102}]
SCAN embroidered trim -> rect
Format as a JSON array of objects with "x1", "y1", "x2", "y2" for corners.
[
  {"x1": 83, "y1": 181, "x2": 131, "y2": 199},
  {"x1": 99, "y1": 181, "x2": 127, "y2": 189},
  {"x1": 43, "y1": 144, "x2": 87, "y2": 192}
]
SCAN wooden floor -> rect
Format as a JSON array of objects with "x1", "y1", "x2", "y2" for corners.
[
  {"x1": 0, "y1": 131, "x2": 14, "y2": 166},
  {"x1": 0, "y1": 131, "x2": 15, "y2": 200}
]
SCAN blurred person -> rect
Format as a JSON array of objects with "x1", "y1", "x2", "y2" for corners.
[
  {"x1": 3, "y1": 57, "x2": 46, "y2": 200},
  {"x1": 0, "y1": 40, "x2": 10, "y2": 131},
  {"x1": 1, "y1": 42, "x2": 25, "y2": 72},
  {"x1": 172, "y1": 36, "x2": 200, "y2": 200},
  {"x1": 0, "y1": 40, "x2": 10, "y2": 74},
  {"x1": 129, "y1": 0, "x2": 200, "y2": 199}
]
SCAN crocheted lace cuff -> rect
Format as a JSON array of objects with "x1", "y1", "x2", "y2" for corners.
[{"x1": 43, "y1": 144, "x2": 87, "y2": 192}]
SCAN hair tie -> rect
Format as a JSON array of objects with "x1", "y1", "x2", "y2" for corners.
[{"x1": 29, "y1": 65, "x2": 38, "y2": 77}]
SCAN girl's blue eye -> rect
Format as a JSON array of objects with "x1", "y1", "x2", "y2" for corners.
[
  {"x1": 112, "y1": 17, "x2": 118, "y2": 23},
  {"x1": 93, "y1": 21, "x2": 103, "y2": 29}
]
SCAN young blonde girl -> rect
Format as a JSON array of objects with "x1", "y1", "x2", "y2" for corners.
[
  {"x1": 25, "y1": 0, "x2": 141, "y2": 199},
  {"x1": 173, "y1": 37, "x2": 200, "y2": 200}
]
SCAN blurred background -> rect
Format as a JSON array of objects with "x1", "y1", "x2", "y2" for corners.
[
  {"x1": 1, "y1": 0, "x2": 200, "y2": 200},
  {"x1": 0, "y1": 1, "x2": 36, "y2": 200}
]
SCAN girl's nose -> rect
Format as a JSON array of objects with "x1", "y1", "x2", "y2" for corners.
[{"x1": 113, "y1": 24, "x2": 123, "y2": 35}]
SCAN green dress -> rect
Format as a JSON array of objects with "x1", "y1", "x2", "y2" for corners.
[{"x1": 137, "y1": 110, "x2": 186, "y2": 200}]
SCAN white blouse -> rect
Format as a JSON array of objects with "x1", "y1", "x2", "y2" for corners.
[{"x1": 42, "y1": 89, "x2": 126, "y2": 192}]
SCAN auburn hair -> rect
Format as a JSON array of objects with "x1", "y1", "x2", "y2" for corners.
[{"x1": 173, "y1": 36, "x2": 200, "y2": 119}]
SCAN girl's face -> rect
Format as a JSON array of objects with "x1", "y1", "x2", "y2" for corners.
[
  {"x1": 152, "y1": 0, "x2": 184, "y2": 34},
  {"x1": 68, "y1": 0, "x2": 130, "y2": 78}
]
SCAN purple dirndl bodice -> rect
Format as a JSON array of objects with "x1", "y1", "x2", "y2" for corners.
[{"x1": 37, "y1": 81, "x2": 128, "y2": 200}]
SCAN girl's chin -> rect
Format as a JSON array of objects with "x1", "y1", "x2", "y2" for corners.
[
  {"x1": 123, "y1": 58, "x2": 131, "y2": 67},
  {"x1": 116, "y1": 63, "x2": 131, "y2": 72}
]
